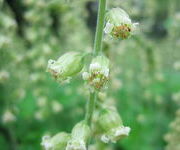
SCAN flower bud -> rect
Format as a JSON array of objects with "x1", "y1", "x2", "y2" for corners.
[
  {"x1": 51, "y1": 133, "x2": 71, "y2": 150},
  {"x1": 66, "y1": 121, "x2": 91, "y2": 150},
  {"x1": 104, "y1": 8, "x2": 138, "y2": 39},
  {"x1": 82, "y1": 55, "x2": 109, "y2": 91},
  {"x1": 47, "y1": 52, "x2": 85, "y2": 83},
  {"x1": 41, "y1": 132, "x2": 70, "y2": 150},
  {"x1": 97, "y1": 109, "x2": 131, "y2": 143}
]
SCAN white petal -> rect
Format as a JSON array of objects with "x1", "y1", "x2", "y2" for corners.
[
  {"x1": 101, "y1": 134, "x2": 110, "y2": 143},
  {"x1": 115, "y1": 126, "x2": 131, "y2": 137},
  {"x1": 104, "y1": 22, "x2": 114, "y2": 34},
  {"x1": 82, "y1": 72, "x2": 90, "y2": 80},
  {"x1": 89, "y1": 63, "x2": 101, "y2": 72},
  {"x1": 122, "y1": 17, "x2": 132, "y2": 24},
  {"x1": 132, "y1": 22, "x2": 139, "y2": 34},
  {"x1": 103, "y1": 68, "x2": 109, "y2": 77},
  {"x1": 66, "y1": 140, "x2": 86, "y2": 150},
  {"x1": 41, "y1": 136, "x2": 53, "y2": 150}
]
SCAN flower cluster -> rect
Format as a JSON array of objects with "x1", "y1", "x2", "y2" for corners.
[
  {"x1": 104, "y1": 8, "x2": 138, "y2": 39},
  {"x1": 82, "y1": 55, "x2": 110, "y2": 91},
  {"x1": 44, "y1": 4, "x2": 134, "y2": 150},
  {"x1": 41, "y1": 121, "x2": 90, "y2": 150}
]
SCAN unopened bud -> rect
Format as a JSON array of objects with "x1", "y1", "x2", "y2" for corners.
[
  {"x1": 97, "y1": 109, "x2": 131, "y2": 143},
  {"x1": 66, "y1": 121, "x2": 91, "y2": 150},
  {"x1": 51, "y1": 132, "x2": 71, "y2": 150},
  {"x1": 104, "y1": 8, "x2": 138, "y2": 39},
  {"x1": 47, "y1": 52, "x2": 85, "y2": 83},
  {"x1": 41, "y1": 132, "x2": 70, "y2": 150}
]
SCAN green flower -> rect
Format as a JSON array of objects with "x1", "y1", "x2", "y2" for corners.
[
  {"x1": 97, "y1": 108, "x2": 131, "y2": 143},
  {"x1": 47, "y1": 52, "x2": 85, "y2": 83},
  {"x1": 104, "y1": 8, "x2": 138, "y2": 39},
  {"x1": 82, "y1": 55, "x2": 110, "y2": 91},
  {"x1": 41, "y1": 132, "x2": 70, "y2": 150},
  {"x1": 51, "y1": 133, "x2": 71, "y2": 150},
  {"x1": 66, "y1": 121, "x2": 91, "y2": 150}
]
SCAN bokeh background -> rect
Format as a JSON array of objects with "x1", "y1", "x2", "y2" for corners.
[{"x1": 0, "y1": 0, "x2": 180, "y2": 150}]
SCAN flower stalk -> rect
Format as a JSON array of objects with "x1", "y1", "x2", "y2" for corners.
[
  {"x1": 44, "y1": 0, "x2": 136, "y2": 149},
  {"x1": 85, "y1": 91, "x2": 97, "y2": 125},
  {"x1": 85, "y1": 0, "x2": 107, "y2": 126},
  {"x1": 93, "y1": 0, "x2": 107, "y2": 56}
]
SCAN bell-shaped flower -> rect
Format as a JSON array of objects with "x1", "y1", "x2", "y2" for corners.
[
  {"x1": 66, "y1": 121, "x2": 91, "y2": 150},
  {"x1": 47, "y1": 52, "x2": 85, "y2": 83},
  {"x1": 82, "y1": 55, "x2": 110, "y2": 91},
  {"x1": 41, "y1": 132, "x2": 70, "y2": 150},
  {"x1": 97, "y1": 108, "x2": 131, "y2": 143},
  {"x1": 104, "y1": 8, "x2": 139, "y2": 39}
]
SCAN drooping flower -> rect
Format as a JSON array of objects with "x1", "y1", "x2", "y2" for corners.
[
  {"x1": 66, "y1": 121, "x2": 91, "y2": 150},
  {"x1": 47, "y1": 52, "x2": 85, "y2": 83},
  {"x1": 97, "y1": 108, "x2": 131, "y2": 143},
  {"x1": 41, "y1": 132, "x2": 70, "y2": 150},
  {"x1": 82, "y1": 55, "x2": 110, "y2": 91},
  {"x1": 104, "y1": 8, "x2": 139, "y2": 39}
]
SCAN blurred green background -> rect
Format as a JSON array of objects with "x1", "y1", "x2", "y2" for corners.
[{"x1": 0, "y1": 0, "x2": 180, "y2": 150}]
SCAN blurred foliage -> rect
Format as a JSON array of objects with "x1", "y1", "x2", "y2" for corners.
[
  {"x1": 0, "y1": 0, "x2": 180, "y2": 150},
  {"x1": 165, "y1": 109, "x2": 180, "y2": 150}
]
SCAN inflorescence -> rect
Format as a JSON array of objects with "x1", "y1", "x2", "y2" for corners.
[{"x1": 43, "y1": 1, "x2": 138, "y2": 150}]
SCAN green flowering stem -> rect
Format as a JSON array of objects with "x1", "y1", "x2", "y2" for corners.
[
  {"x1": 93, "y1": 0, "x2": 107, "y2": 56},
  {"x1": 85, "y1": 91, "x2": 97, "y2": 125},
  {"x1": 85, "y1": 0, "x2": 107, "y2": 126}
]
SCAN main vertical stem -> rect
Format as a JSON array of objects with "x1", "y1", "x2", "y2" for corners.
[
  {"x1": 93, "y1": 0, "x2": 107, "y2": 56},
  {"x1": 85, "y1": 92, "x2": 97, "y2": 125},
  {"x1": 85, "y1": 0, "x2": 107, "y2": 126}
]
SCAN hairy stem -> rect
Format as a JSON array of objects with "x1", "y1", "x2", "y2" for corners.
[{"x1": 85, "y1": 0, "x2": 107, "y2": 126}]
